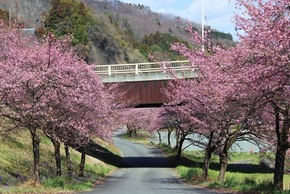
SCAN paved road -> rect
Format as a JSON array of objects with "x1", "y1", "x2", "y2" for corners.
[{"x1": 82, "y1": 132, "x2": 220, "y2": 194}]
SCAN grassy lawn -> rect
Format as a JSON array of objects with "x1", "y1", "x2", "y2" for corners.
[
  {"x1": 176, "y1": 165, "x2": 290, "y2": 193},
  {"x1": 0, "y1": 130, "x2": 118, "y2": 193},
  {"x1": 171, "y1": 149, "x2": 290, "y2": 194},
  {"x1": 122, "y1": 130, "x2": 154, "y2": 144}
]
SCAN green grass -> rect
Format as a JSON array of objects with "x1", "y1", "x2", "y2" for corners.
[
  {"x1": 0, "y1": 130, "x2": 117, "y2": 193},
  {"x1": 181, "y1": 150, "x2": 263, "y2": 165},
  {"x1": 229, "y1": 151, "x2": 261, "y2": 164},
  {"x1": 177, "y1": 165, "x2": 290, "y2": 193},
  {"x1": 172, "y1": 149, "x2": 290, "y2": 193},
  {"x1": 42, "y1": 176, "x2": 95, "y2": 191},
  {"x1": 122, "y1": 130, "x2": 154, "y2": 144}
]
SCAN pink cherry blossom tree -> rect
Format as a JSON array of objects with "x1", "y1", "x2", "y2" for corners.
[
  {"x1": 119, "y1": 107, "x2": 156, "y2": 137},
  {"x1": 147, "y1": 107, "x2": 179, "y2": 146},
  {"x1": 166, "y1": 0, "x2": 289, "y2": 188},
  {"x1": 233, "y1": 0, "x2": 290, "y2": 190},
  {"x1": 168, "y1": 19, "x2": 273, "y2": 181},
  {"x1": 0, "y1": 24, "x2": 115, "y2": 182}
]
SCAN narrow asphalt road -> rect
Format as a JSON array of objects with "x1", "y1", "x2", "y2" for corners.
[{"x1": 82, "y1": 132, "x2": 220, "y2": 194}]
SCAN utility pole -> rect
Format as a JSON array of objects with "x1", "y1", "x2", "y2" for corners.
[
  {"x1": 9, "y1": 6, "x2": 11, "y2": 28},
  {"x1": 201, "y1": 0, "x2": 205, "y2": 52}
]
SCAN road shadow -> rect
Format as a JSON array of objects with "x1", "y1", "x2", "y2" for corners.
[
  {"x1": 120, "y1": 156, "x2": 175, "y2": 168},
  {"x1": 75, "y1": 137, "x2": 273, "y2": 174},
  {"x1": 73, "y1": 140, "x2": 123, "y2": 167},
  {"x1": 165, "y1": 155, "x2": 274, "y2": 174}
]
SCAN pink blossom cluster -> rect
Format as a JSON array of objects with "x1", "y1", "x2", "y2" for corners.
[
  {"x1": 145, "y1": 0, "x2": 289, "y2": 187},
  {"x1": 0, "y1": 23, "x2": 117, "y2": 145}
]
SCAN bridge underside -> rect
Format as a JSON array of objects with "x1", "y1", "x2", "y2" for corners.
[
  {"x1": 97, "y1": 61, "x2": 199, "y2": 108},
  {"x1": 117, "y1": 80, "x2": 169, "y2": 108}
]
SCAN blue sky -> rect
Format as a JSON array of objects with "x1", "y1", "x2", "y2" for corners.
[{"x1": 120, "y1": 0, "x2": 238, "y2": 41}]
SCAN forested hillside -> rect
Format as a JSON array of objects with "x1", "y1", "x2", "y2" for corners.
[{"x1": 0, "y1": 0, "x2": 235, "y2": 64}]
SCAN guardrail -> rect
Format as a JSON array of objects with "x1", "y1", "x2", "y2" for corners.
[{"x1": 93, "y1": 60, "x2": 193, "y2": 76}]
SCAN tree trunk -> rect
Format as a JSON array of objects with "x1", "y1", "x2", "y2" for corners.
[
  {"x1": 273, "y1": 108, "x2": 290, "y2": 191},
  {"x1": 203, "y1": 132, "x2": 215, "y2": 180},
  {"x1": 78, "y1": 151, "x2": 86, "y2": 177},
  {"x1": 65, "y1": 144, "x2": 73, "y2": 178},
  {"x1": 157, "y1": 131, "x2": 162, "y2": 144},
  {"x1": 177, "y1": 135, "x2": 185, "y2": 160},
  {"x1": 127, "y1": 125, "x2": 133, "y2": 137},
  {"x1": 203, "y1": 149, "x2": 212, "y2": 180},
  {"x1": 167, "y1": 129, "x2": 172, "y2": 146},
  {"x1": 217, "y1": 128, "x2": 240, "y2": 182},
  {"x1": 274, "y1": 144, "x2": 287, "y2": 190},
  {"x1": 174, "y1": 129, "x2": 180, "y2": 151},
  {"x1": 51, "y1": 137, "x2": 61, "y2": 177},
  {"x1": 218, "y1": 151, "x2": 228, "y2": 182},
  {"x1": 127, "y1": 130, "x2": 132, "y2": 137},
  {"x1": 30, "y1": 127, "x2": 40, "y2": 184}
]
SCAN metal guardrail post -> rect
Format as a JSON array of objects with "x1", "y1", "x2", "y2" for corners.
[
  {"x1": 93, "y1": 60, "x2": 193, "y2": 76},
  {"x1": 135, "y1": 64, "x2": 138, "y2": 74},
  {"x1": 108, "y1": 65, "x2": 112, "y2": 76}
]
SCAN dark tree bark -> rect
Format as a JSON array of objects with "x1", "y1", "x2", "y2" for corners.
[
  {"x1": 203, "y1": 148, "x2": 213, "y2": 180},
  {"x1": 177, "y1": 134, "x2": 186, "y2": 160},
  {"x1": 218, "y1": 151, "x2": 228, "y2": 182},
  {"x1": 167, "y1": 129, "x2": 172, "y2": 146},
  {"x1": 173, "y1": 129, "x2": 180, "y2": 151},
  {"x1": 51, "y1": 137, "x2": 61, "y2": 177},
  {"x1": 203, "y1": 131, "x2": 215, "y2": 180},
  {"x1": 30, "y1": 127, "x2": 40, "y2": 184},
  {"x1": 218, "y1": 128, "x2": 239, "y2": 182},
  {"x1": 126, "y1": 124, "x2": 138, "y2": 138},
  {"x1": 65, "y1": 144, "x2": 73, "y2": 178},
  {"x1": 78, "y1": 151, "x2": 86, "y2": 177},
  {"x1": 127, "y1": 129, "x2": 133, "y2": 137},
  {"x1": 157, "y1": 131, "x2": 162, "y2": 144},
  {"x1": 274, "y1": 143, "x2": 287, "y2": 190},
  {"x1": 273, "y1": 107, "x2": 290, "y2": 191}
]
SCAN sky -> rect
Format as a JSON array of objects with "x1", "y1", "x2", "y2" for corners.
[{"x1": 120, "y1": 0, "x2": 239, "y2": 41}]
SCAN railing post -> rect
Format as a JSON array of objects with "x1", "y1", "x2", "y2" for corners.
[
  {"x1": 93, "y1": 60, "x2": 194, "y2": 76},
  {"x1": 108, "y1": 65, "x2": 111, "y2": 76},
  {"x1": 162, "y1": 62, "x2": 167, "y2": 73},
  {"x1": 135, "y1": 63, "x2": 138, "y2": 74}
]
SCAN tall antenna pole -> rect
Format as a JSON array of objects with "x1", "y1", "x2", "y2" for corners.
[
  {"x1": 201, "y1": 0, "x2": 205, "y2": 52},
  {"x1": 9, "y1": 6, "x2": 11, "y2": 28}
]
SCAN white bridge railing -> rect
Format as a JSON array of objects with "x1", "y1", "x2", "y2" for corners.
[{"x1": 93, "y1": 60, "x2": 193, "y2": 76}]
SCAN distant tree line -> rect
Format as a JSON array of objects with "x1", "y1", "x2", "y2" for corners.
[
  {"x1": 137, "y1": 31, "x2": 189, "y2": 61},
  {"x1": 210, "y1": 31, "x2": 233, "y2": 41}
]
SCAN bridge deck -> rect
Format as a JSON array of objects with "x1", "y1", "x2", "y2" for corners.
[{"x1": 94, "y1": 60, "x2": 198, "y2": 106}]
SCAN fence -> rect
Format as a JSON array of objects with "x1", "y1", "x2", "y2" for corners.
[{"x1": 93, "y1": 60, "x2": 194, "y2": 76}]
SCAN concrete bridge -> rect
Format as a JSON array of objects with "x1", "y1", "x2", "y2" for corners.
[{"x1": 94, "y1": 60, "x2": 198, "y2": 107}]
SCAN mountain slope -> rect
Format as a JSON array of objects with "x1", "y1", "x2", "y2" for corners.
[
  {"x1": 0, "y1": 0, "x2": 235, "y2": 65},
  {"x1": 81, "y1": 0, "x2": 234, "y2": 44}
]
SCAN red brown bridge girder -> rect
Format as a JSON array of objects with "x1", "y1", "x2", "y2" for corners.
[{"x1": 107, "y1": 80, "x2": 170, "y2": 108}]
